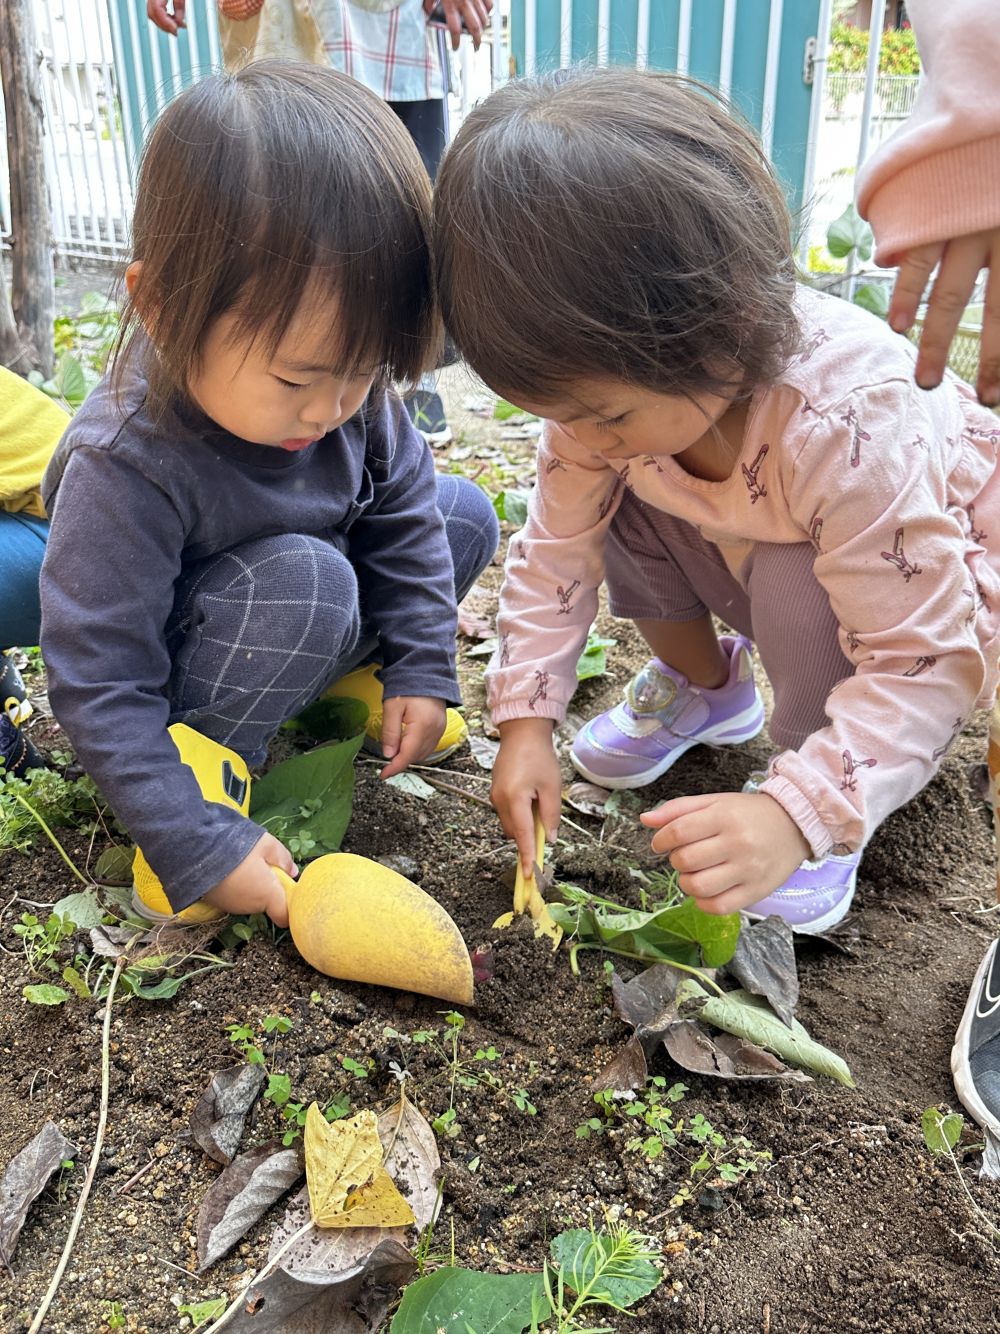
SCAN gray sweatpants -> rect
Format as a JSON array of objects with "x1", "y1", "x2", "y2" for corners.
[{"x1": 605, "y1": 489, "x2": 853, "y2": 749}]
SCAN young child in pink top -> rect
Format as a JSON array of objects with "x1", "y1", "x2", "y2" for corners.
[{"x1": 433, "y1": 63, "x2": 1000, "y2": 936}]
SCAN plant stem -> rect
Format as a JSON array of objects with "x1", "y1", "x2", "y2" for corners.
[
  {"x1": 566, "y1": 941, "x2": 726, "y2": 996},
  {"x1": 28, "y1": 954, "x2": 126, "y2": 1334},
  {"x1": 8, "y1": 789, "x2": 88, "y2": 885}
]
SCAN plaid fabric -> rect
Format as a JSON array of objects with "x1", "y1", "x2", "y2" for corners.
[
  {"x1": 317, "y1": 0, "x2": 445, "y2": 103},
  {"x1": 166, "y1": 474, "x2": 497, "y2": 764}
]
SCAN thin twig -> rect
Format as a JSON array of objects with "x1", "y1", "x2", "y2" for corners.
[
  {"x1": 115, "y1": 1152, "x2": 157, "y2": 1196},
  {"x1": 7, "y1": 789, "x2": 89, "y2": 886},
  {"x1": 28, "y1": 953, "x2": 126, "y2": 1334},
  {"x1": 417, "y1": 775, "x2": 494, "y2": 809},
  {"x1": 202, "y1": 1216, "x2": 315, "y2": 1333}
]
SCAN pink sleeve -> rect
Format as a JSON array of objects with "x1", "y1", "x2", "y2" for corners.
[
  {"x1": 855, "y1": 0, "x2": 1000, "y2": 264},
  {"x1": 759, "y1": 378, "x2": 986, "y2": 857},
  {"x1": 486, "y1": 422, "x2": 621, "y2": 724}
]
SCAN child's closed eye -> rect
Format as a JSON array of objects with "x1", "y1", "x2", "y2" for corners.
[
  {"x1": 594, "y1": 413, "x2": 628, "y2": 432},
  {"x1": 273, "y1": 376, "x2": 310, "y2": 391}
]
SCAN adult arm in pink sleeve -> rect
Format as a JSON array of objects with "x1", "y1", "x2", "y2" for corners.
[
  {"x1": 856, "y1": 0, "x2": 1000, "y2": 265},
  {"x1": 486, "y1": 422, "x2": 622, "y2": 725},
  {"x1": 855, "y1": 0, "x2": 1000, "y2": 403},
  {"x1": 760, "y1": 378, "x2": 987, "y2": 858}
]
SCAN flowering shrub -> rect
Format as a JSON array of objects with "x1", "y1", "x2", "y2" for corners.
[{"x1": 827, "y1": 20, "x2": 921, "y2": 75}]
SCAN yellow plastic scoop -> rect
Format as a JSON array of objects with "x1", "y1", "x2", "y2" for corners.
[
  {"x1": 272, "y1": 853, "x2": 474, "y2": 1005},
  {"x1": 494, "y1": 805, "x2": 563, "y2": 950}
]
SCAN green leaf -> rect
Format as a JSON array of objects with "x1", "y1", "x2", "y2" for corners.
[
  {"x1": 128, "y1": 972, "x2": 184, "y2": 1000},
  {"x1": 52, "y1": 353, "x2": 88, "y2": 405},
  {"x1": 493, "y1": 488, "x2": 530, "y2": 527},
  {"x1": 826, "y1": 205, "x2": 873, "y2": 262},
  {"x1": 853, "y1": 282, "x2": 890, "y2": 320},
  {"x1": 550, "y1": 1227, "x2": 661, "y2": 1308},
  {"x1": 24, "y1": 984, "x2": 69, "y2": 1006},
  {"x1": 282, "y1": 695, "x2": 369, "y2": 742},
  {"x1": 678, "y1": 981, "x2": 855, "y2": 1086},
  {"x1": 61, "y1": 966, "x2": 91, "y2": 1000},
  {"x1": 94, "y1": 845, "x2": 135, "y2": 885},
  {"x1": 390, "y1": 1268, "x2": 544, "y2": 1334},
  {"x1": 50, "y1": 889, "x2": 106, "y2": 930},
  {"x1": 921, "y1": 1107, "x2": 964, "y2": 1155},
  {"x1": 177, "y1": 1297, "x2": 226, "y2": 1327},
  {"x1": 576, "y1": 634, "x2": 618, "y2": 682},
  {"x1": 493, "y1": 399, "x2": 532, "y2": 422},
  {"x1": 549, "y1": 890, "x2": 739, "y2": 969},
  {"x1": 249, "y1": 733, "x2": 365, "y2": 858}
]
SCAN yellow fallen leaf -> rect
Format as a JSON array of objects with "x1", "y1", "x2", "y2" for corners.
[{"x1": 304, "y1": 1104, "x2": 415, "y2": 1229}]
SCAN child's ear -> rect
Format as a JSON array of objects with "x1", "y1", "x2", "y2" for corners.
[{"x1": 124, "y1": 260, "x2": 158, "y2": 334}]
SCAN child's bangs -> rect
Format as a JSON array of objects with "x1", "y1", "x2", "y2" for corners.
[{"x1": 116, "y1": 62, "x2": 438, "y2": 411}]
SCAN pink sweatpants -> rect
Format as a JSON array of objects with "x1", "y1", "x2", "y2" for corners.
[{"x1": 605, "y1": 489, "x2": 853, "y2": 749}]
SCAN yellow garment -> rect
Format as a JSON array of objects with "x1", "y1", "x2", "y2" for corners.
[{"x1": 0, "y1": 366, "x2": 69, "y2": 518}]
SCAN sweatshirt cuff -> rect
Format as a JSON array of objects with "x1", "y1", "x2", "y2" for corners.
[
  {"x1": 489, "y1": 699, "x2": 565, "y2": 725},
  {"x1": 859, "y1": 136, "x2": 1000, "y2": 266},
  {"x1": 379, "y1": 667, "x2": 461, "y2": 708},
  {"x1": 160, "y1": 815, "x2": 266, "y2": 912},
  {"x1": 758, "y1": 774, "x2": 834, "y2": 861}
]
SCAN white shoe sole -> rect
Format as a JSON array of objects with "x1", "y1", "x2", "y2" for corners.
[
  {"x1": 570, "y1": 695, "x2": 766, "y2": 791},
  {"x1": 950, "y1": 938, "x2": 1000, "y2": 1138}
]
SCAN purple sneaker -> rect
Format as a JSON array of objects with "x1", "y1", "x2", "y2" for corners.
[
  {"x1": 744, "y1": 851, "x2": 860, "y2": 935},
  {"x1": 570, "y1": 634, "x2": 765, "y2": 789}
]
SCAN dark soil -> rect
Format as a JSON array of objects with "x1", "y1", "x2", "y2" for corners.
[{"x1": 2, "y1": 377, "x2": 999, "y2": 1334}]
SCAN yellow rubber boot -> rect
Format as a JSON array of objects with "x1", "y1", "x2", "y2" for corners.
[
  {"x1": 322, "y1": 663, "x2": 467, "y2": 763},
  {"x1": 131, "y1": 724, "x2": 252, "y2": 923}
]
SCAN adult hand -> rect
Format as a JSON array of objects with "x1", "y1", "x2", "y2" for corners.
[
  {"x1": 147, "y1": 0, "x2": 186, "y2": 36},
  {"x1": 888, "y1": 227, "x2": 1000, "y2": 408},
  {"x1": 491, "y1": 717, "x2": 561, "y2": 875},
  {"x1": 378, "y1": 695, "x2": 448, "y2": 778},
  {"x1": 640, "y1": 790, "x2": 811, "y2": 917},
  {"x1": 202, "y1": 832, "x2": 296, "y2": 926},
  {"x1": 427, "y1": 0, "x2": 493, "y2": 51}
]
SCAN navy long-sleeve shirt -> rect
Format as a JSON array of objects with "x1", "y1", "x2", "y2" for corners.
[{"x1": 40, "y1": 361, "x2": 459, "y2": 908}]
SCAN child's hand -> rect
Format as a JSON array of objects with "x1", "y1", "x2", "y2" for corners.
[
  {"x1": 202, "y1": 833, "x2": 296, "y2": 926},
  {"x1": 640, "y1": 791, "x2": 811, "y2": 916},
  {"x1": 379, "y1": 696, "x2": 447, "y2": 779},
  {"x1": 492, "y1": 718, "x2": 562, "y2": 875},
  {"x1": 888, "y1": 227, "x2": 1000, "y2": 406}
]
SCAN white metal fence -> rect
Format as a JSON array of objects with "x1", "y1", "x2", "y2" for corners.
[
  {"x1": 1, "y1": 0, "x2": 500, "y2": 263},
  {"x1": 1, "y1": 0, "x2": 134, "y2": 259}
]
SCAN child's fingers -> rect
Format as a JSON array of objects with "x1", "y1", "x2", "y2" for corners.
[
  {"x1": 639, "y1": 793, "x2": 717, "y2": 829},
  {"x1": 675, "y1": 862, "x2": 739, "y2": 901},
  {"x1": 379, "y1": 724, "x2": 423, "y2": 779},
  {"x1": 537, "y1": 784, "x2": 562, "y2": 847},
  {"x1": 379, "y1": 698, "x2": 404, "y2": 760},
  {"x1": 508, "y1": 797, "x2": 541, "y2": 877},
  {"x1": 656, "y1": 832, "x2": 728, "y2": 872},
  {"x1": 644, "y1": 806, "x2": 724, "y2": 855}
]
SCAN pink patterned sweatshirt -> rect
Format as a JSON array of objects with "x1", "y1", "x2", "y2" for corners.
[
  {"x1": 856, "y1": 0, "x2": 1000, "y2": 264},
  {"x1": 487, "y1": 287, "x2": 1000, "y2": 860}
]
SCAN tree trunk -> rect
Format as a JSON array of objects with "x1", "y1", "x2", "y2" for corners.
[
  {"x1": 0, "y1": 0, "x2": 54, "y2": 376},
  {"x1": 0, "y1": 265, "x2": 22, "y2": 368}
]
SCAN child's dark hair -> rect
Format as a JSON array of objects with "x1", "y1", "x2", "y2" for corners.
[
  {"x1": 434, "y1": 66, "x2": 799, "y2": 406},
  {"x1": 116, "y1": 61, "x2": 438, "y2": 412}
]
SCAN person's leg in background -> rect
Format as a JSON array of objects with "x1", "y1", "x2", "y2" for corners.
[
  {"x1": 1, "y1": 510, "x2": 48, "y2": 774},
  {"x1": 391, "y1": 31, "x2": 457, "y2": 444}
]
